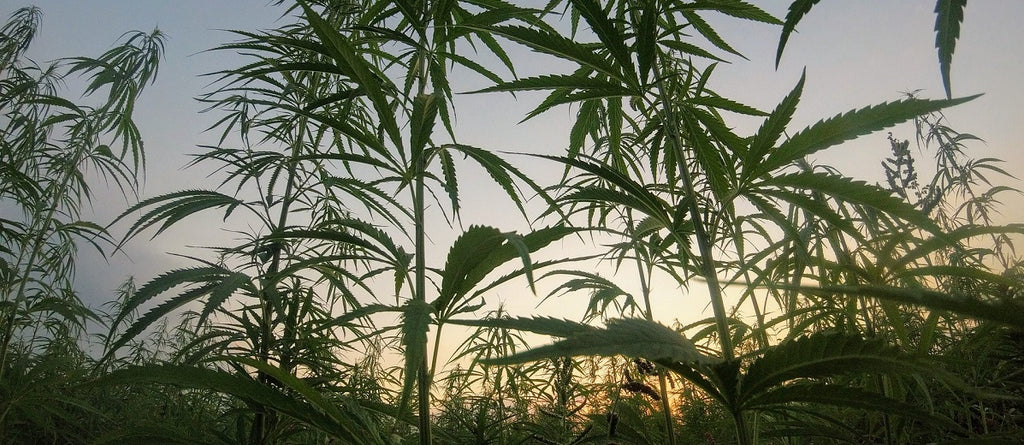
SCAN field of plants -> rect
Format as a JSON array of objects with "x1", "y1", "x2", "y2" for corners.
[{"x1": 2, "y1": 0, "x2": 1023, "y2": 443}]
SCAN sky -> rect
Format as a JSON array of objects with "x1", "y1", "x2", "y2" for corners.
[{"x1": 8, "y1": 1, "x2": 1024, "y2": 339}]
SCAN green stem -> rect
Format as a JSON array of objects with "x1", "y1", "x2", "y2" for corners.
[
  {"x1": 629, "y1": 213, "x2": 677, "y2": 445},
  {"x1": 414, "y1": 157, "x2": 431, "y2": 445},
  {"x1": 651, "y1": 53, "x2": 743, "y2": 443},
  {"x1": 249, "y1": 116, "x2": 306, "y2": 445},
  {"x1": 0, "y1": 143, "x2": 83, "y2": 381},
  {"x1": 650, "y1": 61, "x2": 734, "y2": 360}
]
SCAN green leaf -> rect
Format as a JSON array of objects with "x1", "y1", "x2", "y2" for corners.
[
  {"x1": 112, "y1": 190, "x2": 254, "y2": 244},
  {"x1": 775, "y1": 0, "x2": 822, "y2": 67},
  {"x1": 297, "y1": 1, "x2": 402, "y2": 149},
  {"x1": 456, "y1": 317, "x2": 718, "y2": 366},
  {"x1": 434, "y1": 225, "x2": 576, "y2": 318},
  {"x1": 445, "y1": 144, "x2": 554, "y2": 220},
  {"x1": 934, "y1": 0, "x2": 967, "y2": 98},
  {"x1": 411, "y1": 93, "x2": 438, "y2": 160},
  {"x1": 793, "y1": 284, "x2": 1024, "y2": 328},
  {"x1": 761, "y1": 172, "x2": 939, "y2": 233},
  {"x1": 396, "y1": 298, "x2": 432, "y2": 423},
  {"x1": 570, "y1": 0, "x2": 636, "y2": 88},
  {"x1": 745, "y1": 384, "x2": 958, "y2": 429},
  {"x1": 759, "y1": 94, "x2": 980, "y2": 176},
  {"x1": 741, "y1": 332, "x2": 935, "y2": 400},
  {"x1": 688, "y1": 0, "x2": 781, "y2": 25},
  {"x1": 461, "y1": 24, "x2": 625, "y2": 82},
  {"x1": 434, "y1": 226, "x2": 506, "y2": 315},
  {"x1": 745, "y1": 71, "x2": 805, "y2": 182},
  {"x1": 467, "y1": 73, "x2": 634, "y2": 96},
  {"x1": 101, "y1": 268, "x2": 238, "y2": 364},
  {"x1": 659, "y1": 39, "x2": 729, "y2": 63},
  {"x1": 101, "y1": 278, "x2": 224, "y2": 366},
  {"x1": 688, "y1": 95, "x2": 767, "y2": 116},
  {"x1": 680, "y1": 10, "x2": 745, "y2": 59},
  {"x1": 89, "y1": 364, "x2": 387, "y2": 444}
]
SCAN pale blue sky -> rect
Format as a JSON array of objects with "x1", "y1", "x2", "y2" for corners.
[{"x1": 9, "y1": 1, "x2": 1023, "y2": 326}]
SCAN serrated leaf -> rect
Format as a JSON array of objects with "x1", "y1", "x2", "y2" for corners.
[
  {"x1": 935, "y1": 0, "x2": 967, "y2": 98},
  {"x1": 793, "y1": 284, "x2": 1024, "y2": 328},
  {"x1": 112, "y1": 190, "x2": 253, "y2": 244},
  {"x1": 445, "y1": 144, "x2": 554, "y2": 220},
  {"x1": 745, "y1": 71, "x2": 805, "y2": 181},
  {"x1": 461, "y1": 24, "x2": 625, "y2": 82},
  {"x1": 680, "y1": 10, "x2": 745, "y2": 59},
  {"x1": 741, "y1": 332, "x2": 935, "y2": 400},
  {"x1": 411, "y1": 93, "x2": 438, "y2": 160},
  {"x1": 745, "y1": 384, "x2": 958, "y2": 429},
  {"x1": 760, "y1": 95, "x2": 980, "y2": 176},
  {"x1": 571, "y1": 0, "x2": 636, "y2": 88},
  {"x1": 435, "y1": 225, "x2": 576, "y2": 318},
  {"x1": 761, "y1": 172, "x2": 939, "y2": 233},
  {"x1": 689, "y1": 0, "x2": 781, "y2": 25},
  {"x1": 396, "y1": 298, "x2": 432, "y2": 417},
  {"x1": 457, "y1": 317, "x2": 718, "y2": 366},
  {"x1": 89, "y1": 364, "x2": 386, "y2": 444},
  {"x1": 775, "y1": 0, "x2": 822, "y2": 67},
  {"x1": 688, "y1": 95, "x2": 767, "y2": 116},
  {"x1": 467, "y1": 73, "x2": 633, "y2": 95}
]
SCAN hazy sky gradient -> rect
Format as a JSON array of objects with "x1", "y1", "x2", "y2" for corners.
[{"x1": 10, "y1": 1, "x2": 1023, "y2": 327}]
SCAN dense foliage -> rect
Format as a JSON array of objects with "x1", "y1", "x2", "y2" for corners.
[{"x1": 2, "y1": 0, "x2": 1022, "y2": 444}]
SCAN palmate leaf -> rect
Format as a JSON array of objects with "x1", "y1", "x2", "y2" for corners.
[
  {"x1": 459, "y1": 23, "x2": 625, "y2": 83},
  {"x1": 541, "y1": 269, "x2": 639, "y2": 319},
  {"x1": 759, "y1": 172, "x2": 941, "y2": 234},
  {"x1": 111, "y1": 190, "x2": 255, "y2": 244},
  {"x1": 536, "y1": 154, "x2": 669, "y2": 218},
  {"x1": 740, "y1": 332, "x2": 937, "y2": 400},
  {"x1": 746, "y1": 384, "x2": 959, "y2": 430},
  {"x1": 296, "y1": 1, "x2": 402, "y2": 150},
  {"x1": 434, "y1": 225, "x2": 506, "y2": 315},
  {"x1": 757, "y1": 94, "x2": 979, "y2": 177},
  {"x1": 100, "y1": 266, "x2": 252, "y2": 364},
  {"x1": 887, "y1": 224, "x2": 1024, "y2": 271},
  {"x1": 570, "y1": 0, "x2": 636, "y2": 88},
  {"x1": 793, "y1": 284, "x2": 1024, "y2": 328},
  {"x1": 434, "y1": 225, "x2": 576, "y2": 318},
  {"x1": 89, "y1": 363, "x2": 388, "y2": 444},
  {"x1": 443, "y1": 143, "x2": 554, "y2": 220},
  {"x1": 935, "y1": 0, "x2": 967, "y2": 99},
  {"x1": 453, "y1": 317, "x2": 718, "y2": 366}
]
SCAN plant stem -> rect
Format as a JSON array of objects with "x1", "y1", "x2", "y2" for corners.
[
  {"x1": 650, "y1": 61, "x2": 734, "y2": 360},
  {"x1": 0, "y1": 141, "x2": 83, "y2": 380},
  {"x1": 414, "y1": 155, "x2": 431, "y2": 444},
  {"x1": 651, "y1": 52, "x2": 743, "y2": 442},
  {"x1": 630, "y1": 216, "x2": 677, "y2": 445},
  {"x1": 249, "y1": 116, "x2": 305, "y2": 444}
]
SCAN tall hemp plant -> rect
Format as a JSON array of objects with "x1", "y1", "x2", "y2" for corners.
[
  {"x1": 455, "y1": 0, "x2": 1024, "y2": 443},
  {"x1": 0, "y1": 5, "x2": 163, "y2": 379},
  {"x1": 0, "y1": 6, "x2": 164, "y2": 441},
  {"x1": 98, "y1": 0, "x2": 571, "y2": 443}
]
